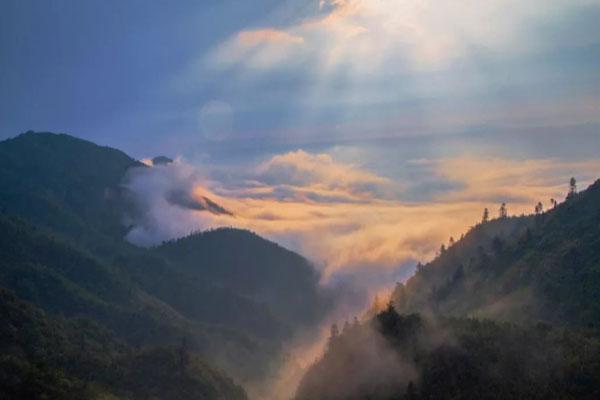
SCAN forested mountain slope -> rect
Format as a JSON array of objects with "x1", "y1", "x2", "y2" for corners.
[
  {"x1": 0, "y1": 131, "x2": 140, "y2": 255},
  {"x1": 393, "y1": 179, "x2": 600, "y2": 327},
  {"x1": 0, "y1": 287, "x2": 247, "y2": 400},
  {"x1": 296, "y1": 307, "x2": 600, "y2": 400},
  {"x1": 155, "y1": 229, "x2": 325, "y2": 329},
  {"x1": 0, "y1": 131, "x2": 332, "y2": 391}
]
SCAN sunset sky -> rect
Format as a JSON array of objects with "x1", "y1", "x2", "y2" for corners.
[{"x1": 2, "y1": 0, "x2": 599, "y2": 290}]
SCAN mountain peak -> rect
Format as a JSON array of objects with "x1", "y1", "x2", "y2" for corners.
[{"x1": 151, "y1": 155, "x2": 173, "y2": 165}]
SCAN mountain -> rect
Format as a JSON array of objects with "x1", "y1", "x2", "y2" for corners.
[
  {"x1": 155, "y1": 229, "x2": 324, "y2": 329},
  {"x1": 0, "y1": 131, "x2": 331, "y2": 391},
  {"x1": 295, "y1": 179, "x2": 600, "y2": 400},
  {"x1": 392, "y1": 178, "x2": 600, "y2": 327},
  {"x1": 0, "y1": 287, "x2": 247, "y2": 400},
  {"x1": 0, "y1": 131, "x2": 139, "y2": 255}
]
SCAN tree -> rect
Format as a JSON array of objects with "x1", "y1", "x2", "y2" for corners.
[
  {"x1": 449, "y1": 236, "x2": 455, "y2": 246},
  {"x1": 440, "y1": 244, "x2": 446, "y2": 255},
  {"x1": 179, "y1": 336, "x2": 190, "y2": 373},
  {"x1": 499, "y1": 203, "x2": 508, "y2": 219},
  {"x1": 550, "y1": 198, "x2": 557, "y2": 208},
  {"x1": 342, "y1": 320, "x2": 351, "y2": 333},
  {"x1": 329, "y1": 323, "x2": 339, "y2": 341},
  {"x1": 534, "y1": 202, "x2": 543, "y2": 215},
  {"x1": 568, "y1": 177, "x2": 577, "y2": 199},
  {"x1": 416, "y1": 262, "x2": 424, "y2": 272},
  {"x1": 482, "y1": 208, "x2": 489, "y2": 223}
]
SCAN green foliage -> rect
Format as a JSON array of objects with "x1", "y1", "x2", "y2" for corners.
[{"x1": 0, "y1": 288, "x2": 248, "y2": 400}]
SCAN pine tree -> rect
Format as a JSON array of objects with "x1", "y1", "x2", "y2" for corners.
[
  {"x1": 568, "y1": 177, "x2": 577, "y2": 199},
  {"x1": 499, "y1": 203, "x2": 508, "y2": 218},
  {"x1": 482, "y1": 208, "x2": 489, "y2": 223},
  {"x1": 330, "y1": 323, "x2": 339, "y2": 339}
]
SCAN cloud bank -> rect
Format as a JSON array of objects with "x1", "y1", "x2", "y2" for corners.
[{"x1": 123, "y1": 150, "x2": 600, "y2": 288}]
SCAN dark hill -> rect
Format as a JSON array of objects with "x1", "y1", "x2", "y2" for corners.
[
  {"x1": 155, "y1": 229, "x2": 325, "y2": 328},
  {"x1": 0, "y1": 131, "x2": 141, "y2": 255},
  {"x1": 0, "y1": 287, "x2": 247, "y2": 400}
]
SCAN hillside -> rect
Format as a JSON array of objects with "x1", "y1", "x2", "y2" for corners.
[
  {"x1": 392, "y1": 178, "x2": 600, "y2": 327},
  {"x1": 295, "y1": 306, "x2": 600, "y2": 400},
  {"x1": 0, "y1": 131, "x2": 140, "y2": 255},
  {"x1": 155, "y1": 229, "x2": 325, "y2": 329},
  {"x1": 0, "y1": 287, "x2": 247, "y2": 400}
]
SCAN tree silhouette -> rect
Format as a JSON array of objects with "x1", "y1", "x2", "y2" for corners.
[
  {"x1": 499, "y1": 203, "x2": 508, "y2": 219},
  {"x1": 328, "y1": 323, "x2": 340, "y2": 347},
  {"x1": 342, "y1": 320, "x2": 351, "y2": 333},
  {"x1": 482, "y1": 208, "x2": 489, "y2": 223},
  {"x1": 534, "y1": 202, "x2": 543, "y2": 215},
  {"x1": 568, "y1": 177, "x2": 577, "y2": 199},
  {"x1": 550, "y1": 198, "x2": 557, "y2": 208}
]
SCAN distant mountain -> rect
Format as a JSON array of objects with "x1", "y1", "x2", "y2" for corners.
[
  {"x1": 392, "y1": 179, "x2": 600, "y2": 327},
  {"x1": 152, "y1": 155, "x2": 174, "y2": 165},
  {"x1": 0, "y1": 131, "x2": 332, "y2": 391},
  {"x1": 165, "y1": 188, "x2": 233, "y2": 215}
]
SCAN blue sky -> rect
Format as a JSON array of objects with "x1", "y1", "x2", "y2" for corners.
[{"x1": 1, "y1": 0, "x2": 599, "y2": 163}]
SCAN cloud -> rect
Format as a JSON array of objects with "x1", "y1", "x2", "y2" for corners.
[
  {"x1": 211, "y1": 0, "x2": 597, "y2": 72},
  {"x1": 255, "y1": 150, "x2": 393, "y2": 201},
  {"x1": 433, "y1": 156, "x2": 600, "y2": 204},
  {"x1": 123, "y1": 150, "x2": 600, "y2": 288}
]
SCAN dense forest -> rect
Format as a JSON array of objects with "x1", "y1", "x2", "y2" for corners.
[
  {"x1": 296, "y1": 307, "x2": 600, "y2": 400},
  {"x1": 295, "y1": 178, "x2": 600, "y2": 399},
  {"x1": 0, "y1": 132, "x2": 332, "y2": 398}
]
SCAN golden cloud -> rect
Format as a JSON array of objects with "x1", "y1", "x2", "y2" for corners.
[
  {"x1": 170, "y1": 153, "x2": 600, "y2": 283},
  {"x1": 127, "y1": 151, "x2": 600, "y2": 287}
]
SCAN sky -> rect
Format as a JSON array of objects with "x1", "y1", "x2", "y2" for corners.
[{"x1": 2, "y1": 0, "x2": 600, "y2": 293}]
